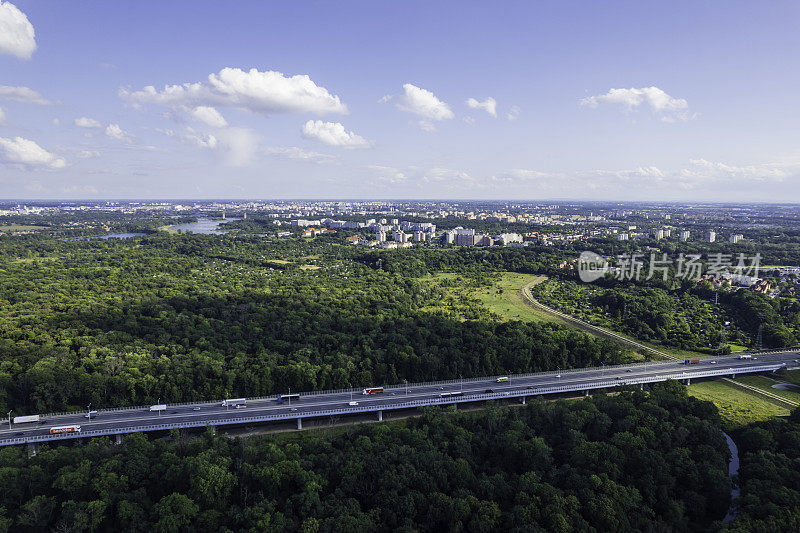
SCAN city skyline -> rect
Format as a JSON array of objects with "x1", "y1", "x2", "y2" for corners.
[{"x1": 1, "y1": 1, "x2": 799, "y2": 200}]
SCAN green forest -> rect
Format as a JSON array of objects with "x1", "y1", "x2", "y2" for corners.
[
  {"x1": 533, "y1": 277, "x2": 800, "y2": 352},
  {"x1": 0, "y1": 235, "x2": 624, "y2": 416}
]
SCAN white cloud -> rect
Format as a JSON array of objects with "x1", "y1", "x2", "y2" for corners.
[
  {"x1": 120, "y1": 67, "x2": 348, "y2": 116},
  {"x1": 76, "y1": 150, "x2": 100, "y2": 159},
  {"x1": 507, "y1": 105, "x2": 520, "y2": 121},
  {"x1": 266, "y1": 146, "x2": 338, "y2": 164},
  {"x1": 184, "y1": 127, "x2": 218, "y2": 149},
  {"x1": 463, "y1": 116, "x2": 475, "y2": 125},
  {"x1": 301, "y1": 120, "x2": 372, "y2": 149},
  {"x1": 424, "y1": 167, "x2": 473, "y2": 183},
  {"x1": 74, "y1": 116, "x2": 103, "y2": 129},
  {"x1": 0, "y1": 106, "x2": 4, "y2": 125},
  {"x1": 682, "y1": 159, "x2": 790, "y2": 183},
  {"x1": 381, "y1": 84, "x2": 454, "y2": 122},
  {"x1": 105, "y1": 123, "x2": 134, "y2": 142},
  {"x1": 584, "y1": 166, "x2": 666, "y2": 181},
  {"x1": 0, "y1": 136, "x2": 66, "y2": 169},
  {"x1": 190, "y1": 105, "x2": 227, "y2": 128},
  {"x1": 418, "y1": 120, "x2": 437, "y2": 132},
  {"x1": 367, "y1": 165, "x2": 407, "y2": 184},
  {"x1": 580, "y1": 86, "x2": 693, "y2": 121},
  {"x1": 0, "y1": 1, "x2": 36, "y2": 59},
  {"x1": 492, "y1": 168, "x2": 558, "y2": 183},
  {"x1": 0, "y1": 85, "x2": 53, "y2": 105},
  {"x1": 216, "y1": 127, "x2": 259, "y2": 166},
  {"x1": 466, "y1": 97, "x2": 497, "y2": 117}
]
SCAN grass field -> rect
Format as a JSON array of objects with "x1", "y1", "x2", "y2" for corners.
[
  {"x1": 733, "y1": 375, "x2": 800, "y2": 404},
  {"x1": 0, "y1": 224, "x2": 47, "y2": 232},
  {"x1": 471, "y1": 273, "x2": 561, "y2": 323},
  {"x1": 689, "y1": 380, "x2": 790, "y2": 428}
]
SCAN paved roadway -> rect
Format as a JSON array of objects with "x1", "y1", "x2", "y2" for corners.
[{"x1": 1, "y1": 351, "x2": 798, "y2": 447}]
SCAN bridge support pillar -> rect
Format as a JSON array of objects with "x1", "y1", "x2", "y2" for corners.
[
  {"x1": 640, "y1": 384, "x2": 644, "y2": 391},
  {"x1": 521, "y1": 396, "x2": 526, "y2": 405},
  {"x1": 584, "y1": 390, "x2": 589, "y2": 397},
  {"x1": 27, "y1": 442, "x2": 38, "y2": 458},
  {"x1": 296, "y1": 418, "x2": 302, "y2": 430},
  {"x1": 114, "y1": 434, "x2": 123, "y2": 445},
  {"x1": 377, "y1": 410, "x2": 383, "y2": 422},
  {"x1": 686, "y1": 378, "x2": 691, "y2": 385},
  {"x1": 732, "y1": 374, "x2": 736, "y2": 379}
]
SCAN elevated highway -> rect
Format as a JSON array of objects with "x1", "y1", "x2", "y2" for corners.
[{"x1": 2, "y1": 351, "x2": 797, "y2": 449}]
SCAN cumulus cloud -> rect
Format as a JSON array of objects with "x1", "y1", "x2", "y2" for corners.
[
  {"x1": 466, "y1": 97, "x2": 497, "y2": 117},
  {"x1": 381, "y1": 84, "x2": 454, "y2": 122},
  {"x1": 0, "y1": 85, "x2": 53, "y2": 105},
  {"x1": 266, "y1": 146, "x2": 338, "y2": 164},
  {"x1": 301, "y1": 120, "x2": 372, "y2": 149},
  {"x1": 120, "y1": 67, "x2": 348, "y2": 116},
  {"x1": 105, "y1": 123, "x2": 134, "y2": 142},
  {"x1": 190, "y1": 105, "x2": 227, "y2": 128},
  {"x1": 507, "y1": 105, "x2": 520, "y2": 121},
  {"x1": 76, "y1": 150, "x2": 100, "y2": 159},
  {"x1": 74, "y1": 116, "x2": 103, "y2": 129},
  {"x1": 0, "y1": 106, "x2": 5, "y2": 125},
  {"x1": 0, "y1": 1, "x2": 36, "y2": 59},
  {"x1": 580, "y1": 86, "x2": 693, "y2": 121},
  {"x1": 0, "y1": 136, "x2": 66, "y2": 169}
]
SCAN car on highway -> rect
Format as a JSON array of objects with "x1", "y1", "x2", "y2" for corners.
[
  {"x1": 15, "y1": 432, "x2": 24, "y2": 436},
  {"x1": 625, "y1": 369, "x2": 632, "y2": 373},
  {"x1": 290, "y1": 408, "x2": 298, "y2": 411},
  {"x1": 710, "y1": 360, "x2": 717, "y2": 364},
  {"x1": 348, "y1": 401, "x2": 358, "y2": 406},
  {"x1": 484, "y1": 389, "x2": 494, "y2": 393},
  {"x1": 192, "y1": 407, "x2": 201, "y2": 411},
  {"x1": 615, "y1": 376, "x2": 622, "y2": 380}
]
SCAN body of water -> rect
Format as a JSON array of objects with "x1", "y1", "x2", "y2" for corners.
[
  {"x1": 167, "y1": 217, "x2": 240, "y2": 234},
  {"x1": 722, "y1": 432, "x2": 740, "y2": 523}
]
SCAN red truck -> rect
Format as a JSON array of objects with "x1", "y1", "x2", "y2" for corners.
[
  {"x1": 362, "y1": 387, "x2": 384, "y2": 395},
  {"x1": 684, "y1": 359, "x2": 700, "y2": 365}
]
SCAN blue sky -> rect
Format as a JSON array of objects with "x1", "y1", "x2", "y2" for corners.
[{"x1": 0, "y1": 0, "x2": 798, "y2": 200}]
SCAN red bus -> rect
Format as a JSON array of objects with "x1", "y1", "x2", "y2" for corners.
[
  {"x1": 50, "y1": 425, "x2": 81, "y2": 435},
  {"x1": 362, "y1": 387, "x2": 384, "y2": 395}
]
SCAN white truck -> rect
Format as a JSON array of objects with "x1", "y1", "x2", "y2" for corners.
[
  {"x1": 149, "y1": 404, "x2": 167, "y2": 412},
  {"x1": 222, "y1": 398, "x2": 247, "y2": 408},
  {"x1": 13, "y1": 414, "x2": 40, "y2": 424},
  {"x1": 738, "y1": 354, "x2": 752, "y2": 360}
]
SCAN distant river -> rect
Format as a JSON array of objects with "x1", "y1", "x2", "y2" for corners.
[
  {"x1": 167, "y1": 217, "x2": 241, "y2": 234},
  {"x1": 722, "y1": 432, "x2": 740, "y2": 523}
]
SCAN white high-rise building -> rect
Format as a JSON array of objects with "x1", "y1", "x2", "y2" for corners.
[
  {"x1": 705, "y1": 230, "x2": 716, "y2": 243},
  {"x1": 680, "y1": 230, "x2": 690, "y2": 241}
]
